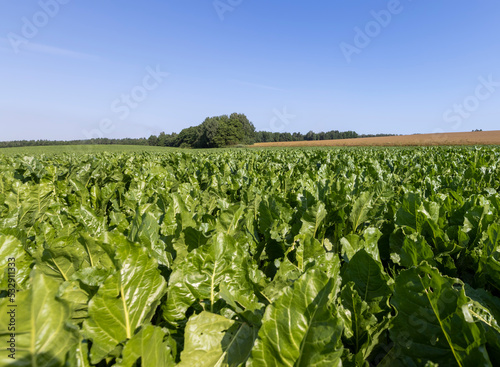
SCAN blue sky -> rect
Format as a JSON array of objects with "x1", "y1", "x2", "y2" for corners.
[{"x1": 1, "y1": 0, "x2": 499, "y2": 141}]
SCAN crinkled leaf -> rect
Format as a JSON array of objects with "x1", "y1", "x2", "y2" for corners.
[
  {"x1": 67, "y1": 339, "x2": 91, "y2": 367},
  {"x1": 350, "y1": 192, "x2": 374, "y2": 232},
  {"x1": 341, "y1": 227, "x2": 382, "y2": 262},
  {"x1": 36, "y1": 234, "x2": 115, "y2": 287},
  {"x1": 389, "y1": 228, "x2": 435, "y2": 268},
  {"x1": 0, "y1": 234, "x2": 32, "y2": 291},
  {"x1": 389, "y1": 263, "x2": 491, "y2": 366},
  {"x1": 129, "y1": 210, "x2": 172, "y2": 267},
  {"x1": 115, "y1": 325, "x2": 174, "y2": 367},
  {"x1": 248, "y1": 269, "x2": 343, "y2": 367},
  {"x1": 465, "y1": 284, "x2": 500, "y2": 360},
  {"x1": 262, "y1": 257, "x2": 301, "y2": 303},
  {"x1": 0, "y1": 270, "x2": 79, "y2": 367},
  {"x1": 339, "y1": 282, "x2": 391, "y2": 363},
  {"x1": 299, "y1": 201, "x2": 326, "y2": 238},
  {"x1": 83, "y1": 240, "x2": 167, "y2": 364},
  {"x1": 294, "y1": 234, "x2": 326, "y2": 272},
  {"x1": 395, "y1": 193, "x2": 421, "y2": 231},
  {"x1": 17, "y1": 183, "x2": 54, "y2": 227},
  {"x1": 341, "y1": 250, "x2": 392, "y2": 318},
  {"x1": 58, "y1": 281, "x2": 90, "y2": 325},
  {"x1": 216, "y1": 204, "x2": 246, "y2": 236},
  {"x1": 479, "y1": 223, "x2": 500, "y2": 290},
  {"x1": 163, "y1": 233, "x2": 261, "y2": 324},
  {"x1": 35, "y1": 236, "x2": 86, "y2": 282},
  {"x1": 178, "y1": 312, "x2": 257, "y2": 367}
]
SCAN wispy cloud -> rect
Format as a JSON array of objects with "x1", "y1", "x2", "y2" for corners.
[
  {"x1": 231, "y1": 79, "x2": 286, "y2": 92},
  {"x1": 0, "y1": 39, "x2": 14, "y2": 53},
  {"x1": 0, "y1": 38, "x2": 100, "y2": 60}
]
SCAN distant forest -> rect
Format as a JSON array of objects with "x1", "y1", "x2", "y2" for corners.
[{"x1": 0, "y1": 113, "x2": 395, "y2": 149}]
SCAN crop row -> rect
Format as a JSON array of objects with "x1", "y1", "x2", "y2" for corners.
[{"x1": 1, "y1": 147, "x2": 500, "y2": 366}]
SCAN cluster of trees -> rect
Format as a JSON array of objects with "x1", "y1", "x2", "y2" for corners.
[{"x1": 148, "y1": 113, "x2": 256, "y2": 148}]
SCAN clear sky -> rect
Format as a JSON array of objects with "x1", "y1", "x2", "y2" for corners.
[{"x1": 1, "y1": 0, "x2": 499, "y2": 141}]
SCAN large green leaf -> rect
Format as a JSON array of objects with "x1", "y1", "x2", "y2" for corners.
[
  {"x1": 163, "y1": 233, "x2": 262, "y2": 324},
  {"x1": 66, "y1": 338, "x2": 91, "y2": 367},
  {"x1": 71, "y1": 234, "x2": 117, "y2": 286},
  {"x1": 248, "y1": 269, "x2": 344, "y2": 367},
  {"x1": 350, "y1": 192, "x2": 374, "y2": 232},
  {"x1": 215, "y1": 204, "x2": 246, "y2": 236},
  {"x1": 17, "y1": 183, "x2": 54, "y2": 228},
  {"x1": 341, "y1": 227, "x2": 382, "y2": 262},
  {"x1": 478, "y1": 223, "x2": 500, "y2": 290},
  {"x1": 389, "y1": 228, "x2": 435, "y2": 268},
  {"x1": 67, "y1": 204, "x2": 107, "y2": 236},
  {"x1": 395, "y1": 193, "x2": 421, "y2": 231},
  {"x1": 0, "y1": 270, "x2": 79, "y2": 367},
  {"x1": 115, "y1": 325, "x2": 174, "y2": 367},
  {"x1": 128, "y1": 209, "x2": 172, "y2": 267},
  {"x1": 258, "y1": 197, "x2": 293, "y2": 243},
  {"x1": 35, "y1": 236, "x2": 87, "y2": 282},
  {"x1": 299, "y1": 201, "x2": 326, "y2": 238},
  {"x1": 178, "y1": 312, "x2": 257, "y2": 367},
  {"x1": 35, "y1": 234, "x2": 115, "y2": 287},
  {"x1": 262, "y1": 257, "x2": 302, "y2": 303},
  {"x1": 183, "y1": 226, "x2": 209, "y2": 251},
  {"x1": 161, "y1": 193, "x2": 196, "y2": 237},
  {"x1": 464, "y1": 284, "x2": 500, "y2": 360},
  {"x1": 293, "y1": 234, "x2": 326, "y2": 272},
  {"x1": 58, "y1": 281, "x2": 90, "y2": 325},
  {"x1": 389, "y1": 263, "x2": 491, "y2": 366},
  {"x1": 338, "y1": 282, "x2": 390, "y2": 364},
  {"x1": 128, "y1": 208, "x2": 160, "y2": 247},
  {"x1": 341, "y1": 249, "x2": 392, "y2": 318},
  {"x1": 0, "y1": 234, "x2": 32, "y2": 291},
  {"x1": 82, "y1": 239, "x2": 167, "y2": 364}
]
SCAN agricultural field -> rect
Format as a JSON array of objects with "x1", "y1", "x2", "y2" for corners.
[
  {"x1": 1, "y1": 146, "x2": 500, "y2": 366},
  {"x1": 253, "y1": 130, "x2": 500, "y2": 147},
  {"x1": 0, "y1": 145, "x2": 180, "y2": 155}
]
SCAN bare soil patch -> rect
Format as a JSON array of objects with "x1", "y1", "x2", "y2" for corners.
[{"x1": 252, "y1": 130, "x2": 500, "y2": 148}]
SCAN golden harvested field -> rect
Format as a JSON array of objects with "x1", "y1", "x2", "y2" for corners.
[{"x1": 252, "y1": 130, "x2": 500, "y2": 147}]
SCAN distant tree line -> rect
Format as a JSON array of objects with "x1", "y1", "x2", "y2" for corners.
[
  {"x1": 0, "y1": 112, "x2": 396, "y2": 149},
  {"x1": 254, "y1": 130, "x2": 357, "y2": 143},
  {"x1": 252, "y1": 130, "x2": 395, "y2": 143},
  {"x1": 0, "y1": 138, "x2": 148, "y2": 149},
  {"x1": 147, "y1": 113, "x2": 396, "y2": 148}
]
